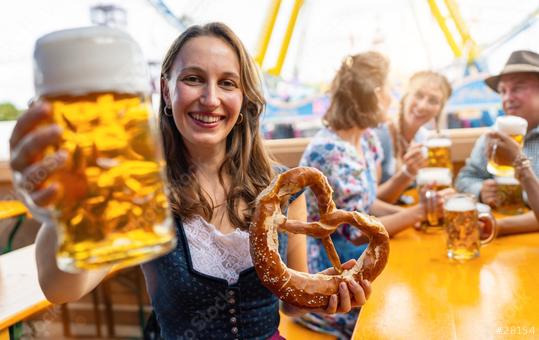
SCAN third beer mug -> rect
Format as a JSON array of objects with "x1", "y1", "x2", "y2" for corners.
[
  {"x1": 494, "y1": 176, "x2": 526, "y2": 215},
  {"x1": 417, "y1": 167, "x2": 452, "y2": 230},
  {"x1": 31, "y1": 26, "x2": 176, "y2": 272},
  {"x1": 487, "y1": 115, "x2": 527, "y2": 177},
  {"x1": 444, "y1": 194, "x2": 496, "y2": 261}
]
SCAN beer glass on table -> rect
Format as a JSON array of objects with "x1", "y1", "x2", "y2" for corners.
[
  {"x1": 27, "y1": 26, "x2": 176, "y2": 272},
  {"x1": 417, "y1": 167, "x2": 452, "y2": 231},
  {"x1": 494, "y1": 176, "x2": 526, "y2": 215},
  {"x1": 444, "y1": 194, "x2": 496, "y2": 261},
  {"x1": 425, "y1": 134, "x2": 452, "y2": 171},
  {"x1": 487, "y1": 116, "x2": 527, "y2": 177}
]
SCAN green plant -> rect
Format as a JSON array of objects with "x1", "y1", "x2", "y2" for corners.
[{"x1": 0, "y1": 102, "x2": 21, "y2": 121}]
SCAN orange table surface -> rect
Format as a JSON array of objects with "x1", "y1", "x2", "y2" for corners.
[{"x1": 353, "y1": 228, "x2": 539, "y2": 339}]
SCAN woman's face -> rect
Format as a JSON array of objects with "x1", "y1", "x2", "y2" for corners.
[
  {"x1": 403, "y1": 81, "x2": 444, "y2": 128},
  {"x1": 163, "y1": 35, "x2": 243, "y2": 151}
]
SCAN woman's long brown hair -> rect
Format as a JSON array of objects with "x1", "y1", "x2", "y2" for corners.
[{"x1": 159, "y1": 22, "x2": 275, "y2": 229}]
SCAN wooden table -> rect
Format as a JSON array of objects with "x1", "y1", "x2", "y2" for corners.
[
  {"x1": 352, "y1": 228, "x2": 539, "y2": 339},
  {"x1": 0, "y1": 245, "x2": 51, "y2": 332}
]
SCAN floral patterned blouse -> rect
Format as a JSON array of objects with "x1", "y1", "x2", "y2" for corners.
[{"x1": 299, "y1": 127, "x2": 383, "y2": 274}]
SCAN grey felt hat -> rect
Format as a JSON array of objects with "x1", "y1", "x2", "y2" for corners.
[{"x1": 485, "y1": 50, "x2": 539, "y2": 92}]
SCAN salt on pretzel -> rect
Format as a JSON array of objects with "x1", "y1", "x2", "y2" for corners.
[{"x1": 250, "y1": 166, "x2": 389, "y2": 308}]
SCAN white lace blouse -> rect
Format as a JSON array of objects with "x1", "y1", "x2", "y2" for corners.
[{"x1": 182, "y1": 215, "x2": 253, "y2": 284}]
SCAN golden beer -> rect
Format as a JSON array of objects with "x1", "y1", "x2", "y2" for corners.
[
  {"x1": 494, "y1": 176, "x2": 526, "y2": 215},
  {"x1": 487, "y1": 116, "x2": 527, "y2": 177},
  {"x1": 425, "y1": 137, "x2": 452, "y2": 171},
  {"x1": 33, "y1": 27, "x2": 175, "y2": 272},
  {"x1": 417, "y1": 167, "x2": 452, "y2": 231},
  {"x1": 444, "y1": 194, "x2": 496, "y2": 260}
]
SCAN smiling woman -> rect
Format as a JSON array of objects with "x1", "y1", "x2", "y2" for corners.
[
  {"x1": 8, "y1": 21, "x2": 372, "y2": 340},
  {"x1": 375, "y1": 71, "x2": 452, "y2": 203}
]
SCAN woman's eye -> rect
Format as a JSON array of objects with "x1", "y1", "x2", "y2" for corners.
[
  {"x1": 182, "y1": 76, "x2": 202, "y2": 84},
  {"x1": 428, "y1": 98, "x2": 441, "y2": 106},
  {"x1": 220, "y1": 79, "x2": 238, "y2": 89}
]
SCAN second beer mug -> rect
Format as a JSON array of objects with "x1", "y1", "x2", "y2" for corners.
[
  {"x1": 487, "y1": 115, "x2": 527, "y2": 177},
  {"x1": 417, "y1": 167, "x2": 452, "y2": 230},
  {"x1": 425, "y1": 134, "x2": 452, "y2": 171},
  {"x1": 444, "y1": 194, "x2": 496, "y2": 261},
  {"x1": 494, "y1": 176, "x2": 526, "y2": 215},
  {"x1": 30, "y1": 26, "x2": 176, "y2": 272}
]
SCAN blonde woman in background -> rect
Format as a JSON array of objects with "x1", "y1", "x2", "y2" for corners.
[{"x1": 375, "y1": 71, "x2": 452, "y2": 203}]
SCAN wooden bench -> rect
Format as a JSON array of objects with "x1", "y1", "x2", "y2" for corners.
[{"x1": 265, "y1": 128, "x2": 488, "y2": 169}]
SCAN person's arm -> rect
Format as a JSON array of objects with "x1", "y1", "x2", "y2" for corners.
[
  {"x1": 285, "y1": 194, "x2": 308, "y2": 273},
  {"x1": 280, "y1": 192, "x2": 308, "y2": 317},
  {"x1": 518, "y1": 164, "x2": 539, "y2": 221},
  {"x1": 377, "y1": 144, "x2": 426, "y2": 203},
  {"x1": 36, "y1": 223, "x2": 110, "y2": 303},
  {"x1": 377, "y1": 205, "x2": 425, "y2": 237},
  {"x1": 497, "y1": 211, "x2": 539, "y2": 236},
  {"x1": 377, "y1": 169, "x2": 415, "y2": 203},
  {"x1": 455, "y1": 134, "x2": 492, "y2": 200},
  {"x1": 372, "y1": 188, "x2": 453, "y2": 238},
  {"x1": 486, "y1": 131, "x2": 539, "y2": 220},
  {"x1": 370, "y1": 199, "x2": 405, "y2": 216}
]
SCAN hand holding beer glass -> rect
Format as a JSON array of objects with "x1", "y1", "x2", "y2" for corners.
[
  {"x1": 487, "y1": 116, "x2": 528, "y2": 177},
  {"x1": 417, "y1": 167, "x2": 452, "y2": 231},
  {"x1": 444, "y1": 194, "x2": 496, "y2": 261},
  {"x1": 11, "y1": 27, "x2": 176, "y2": 272}
]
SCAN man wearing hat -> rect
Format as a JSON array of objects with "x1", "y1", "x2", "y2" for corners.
[{"x1": 456, "y1": 50, "x2": 539, "y2": 236}]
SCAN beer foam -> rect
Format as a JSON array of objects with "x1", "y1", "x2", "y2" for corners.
[
  {"x1": 476, "y1": 202, "x2": 491, "y2": 214},
  {"x1": 426, "y1": 137, "x2": 451, "y2": 148},
  {"x1": 417, "y1": 167, "x2": 452, "y2": 186},
  {"x1": 496, "y1": 116, "x2": 528, "y2": 135},
  {"x1": 34, "y1": 26, "x2": 151, "y2": 97},
  {"x1": 445, "y1": 196, "x2": 475, "y2": 212},
  {"x1": 495, "y1": 176, "x2": 519, "y2": 185}
]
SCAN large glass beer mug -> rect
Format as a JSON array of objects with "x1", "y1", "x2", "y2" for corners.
[
  {"x1": 494, "y1": 176, "x2": 526, "y2": 215},
  {"x1": 31, "y1": 26, "x2": 176, "y2": 272},
  {"x1": 417, "y1": 167, "x2": 452, "y2": 231},
  {"x1": 425, "y1": 134, "x2": 452, "y2": 171},
  {"x1": 444, "y1": 194, "x2": 496, "y2": 261},
  {"x1": 487, "y1": 115, "x2": 528, "y2": 177}
]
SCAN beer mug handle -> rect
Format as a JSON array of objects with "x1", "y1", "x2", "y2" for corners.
[
  {"x1": 421, "y1": 145, "x2": 428, "y2": 158},
  {"x1": 490, "y1": 142, "x2": 498, "y2": 162},
  {"x1": 478, "y1": 212, "x2": 497, "y2": 245},
  {"x1": 425, "y1": 189, "x2": 438, "y2": 226}
]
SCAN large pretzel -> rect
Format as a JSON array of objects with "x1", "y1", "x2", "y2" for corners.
[{"x1": 250, "y1": 167, "x2": 389, "y2": 309}]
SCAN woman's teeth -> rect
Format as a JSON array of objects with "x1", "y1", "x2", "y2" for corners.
[{"x1": 191, "y1": 113, "x2": 221, "y2": 123}]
